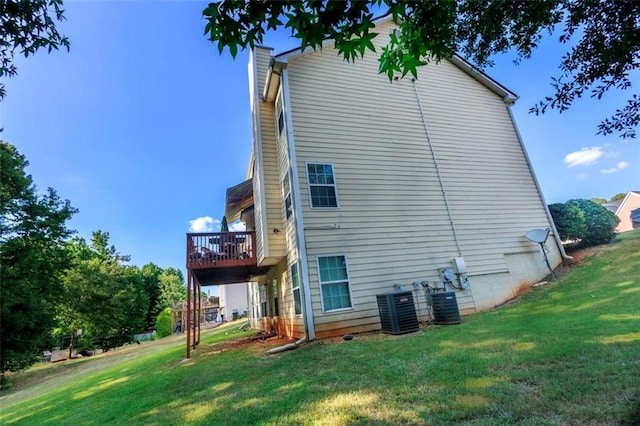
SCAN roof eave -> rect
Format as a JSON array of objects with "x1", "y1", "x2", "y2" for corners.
[{"x1": 448, "y1": 54, "x2": 518, "y2": 104}]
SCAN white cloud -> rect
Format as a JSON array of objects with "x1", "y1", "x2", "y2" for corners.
[
  {"x1": 188, "y1": 217, "x2": 247, "y2": 232},
  {"x1": 188, "y1": 216, "x2": 218, "y2": 232},
  {"x1": 229, "y1": 221, "x2": 246, "y2": 232},
  {"x1": 578, "y1": 173, "x2": 587, "y2": 180},
  {"x1": 564, "y1": 146, "x2": 604, "y2": 167},
  {"x1": 601, "y1": 161, "x2": 630, "y2": 174}
]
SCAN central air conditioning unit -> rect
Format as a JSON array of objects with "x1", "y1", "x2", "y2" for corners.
[
  {"x1": 376, "y1": 291, "x2": 419, "y2": 335},
  {"x1": 430, "y1": 291, "x2": 461, "y2": 325}
]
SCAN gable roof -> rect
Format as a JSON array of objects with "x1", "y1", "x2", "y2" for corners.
[
  {"x1": 603, "y1": 200, "x2": 623, "y2": 213},
  {"x1": 271, "y1": 15, "x2": 517, "y2": 105},
  {"x1": 614, "y1": 191, "x2": 640, "y2": 215}
]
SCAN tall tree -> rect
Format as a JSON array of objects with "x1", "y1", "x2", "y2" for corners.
[
  {"x1": 204, "y1": 0, "x2": 640, "y2": 138},
  {"x1": 157, "y1": 267, "x2": 186, "y2": 311},
  {"x1": 58, "y1": 232, "x2": 148, "y2": 355},
  {"x1": 0, "y1": 0, "x2": 70, "y2": 99},
  {"x1": 141, "y1": 262, "x2": 163, "y2": 329},
  {"x1": 0, "y1": 141, "x2": 76, "y2": 379}
]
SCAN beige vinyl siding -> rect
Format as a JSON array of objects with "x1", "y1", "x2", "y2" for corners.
[
  {"x1": 282, "y1": 21, "x2": 559, "y2": 332},
  {"x1": 412, "y1": 58, "x2": 552, "y2": 275},
  {"x1": 276, "y1": 90, "x2": 297, "y2": 257},
  {"x1": 276, "y1": 87, "x2": 304, "y2": 320},
  {"x1": 264, "y1": 260, "x2": 305, "y2": 337},
  {"x1": 252, "y1": 47, "x2": 286, "y2": 264}
]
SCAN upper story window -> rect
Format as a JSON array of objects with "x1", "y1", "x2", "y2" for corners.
[
  {"x1": 276, "y1": 92, "x2": 286, "y2": 136},
  {"x1": 306, "y1": 163, "x2": 338, "y2": 208},
  {"x1": 282, "y1": 171, "x2": 293, "y2": 220},
  {"x1": 317, "y1": 255, "x2": 352, "y2": 312}
]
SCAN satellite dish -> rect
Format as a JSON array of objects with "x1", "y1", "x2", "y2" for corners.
[
  {"x1": 526, "y1": 228, "x2": 550, "y2": 244},
  {"x1": 525, "y1": 228, "x2": 555, "y2": 280}
]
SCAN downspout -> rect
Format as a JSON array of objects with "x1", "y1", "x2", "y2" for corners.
[
  {"x1": 505, "y1": 107, "x2": 572, "y2": 264},
  {"x1": 186, "y1": 270, "x2": 192, "y2": 359},
  {"x1": 411, "y1": 78, "x2": 463, "y2": 256},
  {"x1": 282, "y1": 66, "x2": 315, "y2": 342}
]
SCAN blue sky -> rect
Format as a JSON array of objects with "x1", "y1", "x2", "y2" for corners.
[{"x1": 2, "y1": 2, "x2": 638, "y2": 276}]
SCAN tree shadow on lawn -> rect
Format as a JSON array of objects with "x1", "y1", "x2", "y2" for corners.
[{"x1": 4, "y1": 323, "x2": 638, "y2": 425}]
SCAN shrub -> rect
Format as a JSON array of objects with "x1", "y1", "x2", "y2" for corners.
[
  {"x1": 567, "y1": 199, "x2": 619, "y2": 247},
  {"x1": 549, "y1": 202, "x2": 587, "y2": 241},
  {"x1": 155, "y1": 308, "x2": 173, "y2": 338}
]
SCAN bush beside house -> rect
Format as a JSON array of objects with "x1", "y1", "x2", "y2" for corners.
[
  {"x1": 549, "y1": 199, "x2": 619, "y2": 247},
  {"x1": 155, "y1": 308, "x2": 172, "y2": 338}
]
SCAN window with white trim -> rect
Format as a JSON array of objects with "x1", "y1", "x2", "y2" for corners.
[
  {"x1": 282, "y1": 171, "x2": 293, "y2": 220},
  {"x1": 317, "y1": 255, "x2": 352, "y2": 311},
  {"x1": 276, "y1": 92, "x2": 286, "y2": 136},
  {"x1": 272, "y1": 279, "x2": 279, "y2": 317},
  {"x1": 290, "y1": 262, "x2": 302, "y2": 315},
  {"x1": 306, "y1": 163, "x2": 338, "y2": 208},
  {"x1": 259, "y1": 284, "x2": 267, "y2": 318}
]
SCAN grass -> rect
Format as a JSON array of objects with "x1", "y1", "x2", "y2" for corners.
[{"x1": 2, "y1": 230, "x2": 639, "y2": 425}]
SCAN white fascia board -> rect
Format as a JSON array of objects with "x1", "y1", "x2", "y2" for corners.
[
  {"x1": 249, "y1": 48, "x2": 270, "y2": 259},
  {"x1": 448, "y1": 54, "x2": 518, "y2": 104},
  {"x1": 617, "y1": 192, "x2": 640, "y2": 215},
  {"x1": 246, "y1": 149, "x2": 255, "y2": 180}
]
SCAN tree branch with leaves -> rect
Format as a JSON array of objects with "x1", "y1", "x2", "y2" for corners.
[
  {"x1": 0, "y1": 0, "x2": 70, "y2": 99},
  {"x1": 203, "y1": 0, "x2": 639, "y2": 138}
]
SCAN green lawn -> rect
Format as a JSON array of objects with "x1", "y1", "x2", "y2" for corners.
[{"x1": 2, "y1": 230, "x2": 639, "y2": 425}]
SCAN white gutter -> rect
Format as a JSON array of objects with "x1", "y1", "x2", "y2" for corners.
[
  {"x1": 448, "y1": 54, "x2": 518, "y2": 105},
  {"x1": 261, "y1": 57, "x2": 275, "y2": 102},
  {"x1": 506, "y1": 106, "x2": 572, "y2": 263}
]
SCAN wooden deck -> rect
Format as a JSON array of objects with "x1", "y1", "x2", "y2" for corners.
[{"x1": 186, "y1": 232, "x2": 269, "y2": 285}]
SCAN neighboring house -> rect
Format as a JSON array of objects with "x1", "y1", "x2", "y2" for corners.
[
  {"x1": 184, "y1": 18, "x2": 567, "y2": 350},
  {"x1": 603, "y1": 191, "x2": 640, "y2": 232},
  {"x1": 219, "y1": 282, "x2": 248, "y2": 321}
]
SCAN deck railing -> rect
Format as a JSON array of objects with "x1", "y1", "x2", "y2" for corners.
[{"x1": 186, "y1": 232, "x2": 256, "y2": 270}]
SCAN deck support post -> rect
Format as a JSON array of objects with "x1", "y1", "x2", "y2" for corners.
[
  {"x1": 186, "y1": 270, "x2": 192, "y2": 359},
  {"x1": 197, "y1": 280, "x2": 202, "y2": 345}
]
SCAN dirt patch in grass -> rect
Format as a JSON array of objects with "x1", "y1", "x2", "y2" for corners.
[
  {"x1": 565, "y1": 247, "x2": 596, "y2": 264},
  {"x1": 204, "y1": 334, "x2": 298, "y2": 356}
]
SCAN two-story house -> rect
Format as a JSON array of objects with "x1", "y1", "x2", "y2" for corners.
[{"x1": 184, "y1": 18, "x2": 568, "y2": 354}]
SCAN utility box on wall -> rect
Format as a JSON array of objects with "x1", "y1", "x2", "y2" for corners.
[{"x1": 377, "y1": 291, "x2": 419, "y2": 335}]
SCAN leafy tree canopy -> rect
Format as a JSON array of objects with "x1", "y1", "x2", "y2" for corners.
[
  {"x1": 567, "y1": 199, "x2": 619, "y2": 247},
  {"x1": 204, "y1": 0, "x2": 640, "y2": 138},
  {"x1": 0, "y1": 0, "x2": 69, "y2": 99},
  {"x1": 548, "y1": 202, "x2": 586, "y2": 242},
  {"x1": 0, "y1": 141, "x2": 76, "y2": 376},
  {"x1": 141, "y1": 263, "x2": 186, "y2": 329},
  {"x1": 610, "y1": 192, "x2": 627, "y2": 202},
  {"x1": 157, "y1": 267, "x2": 186, "y2": 310},
  {"x1": 57, "y1": 232, "x2": 148, "y2": 354}
]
